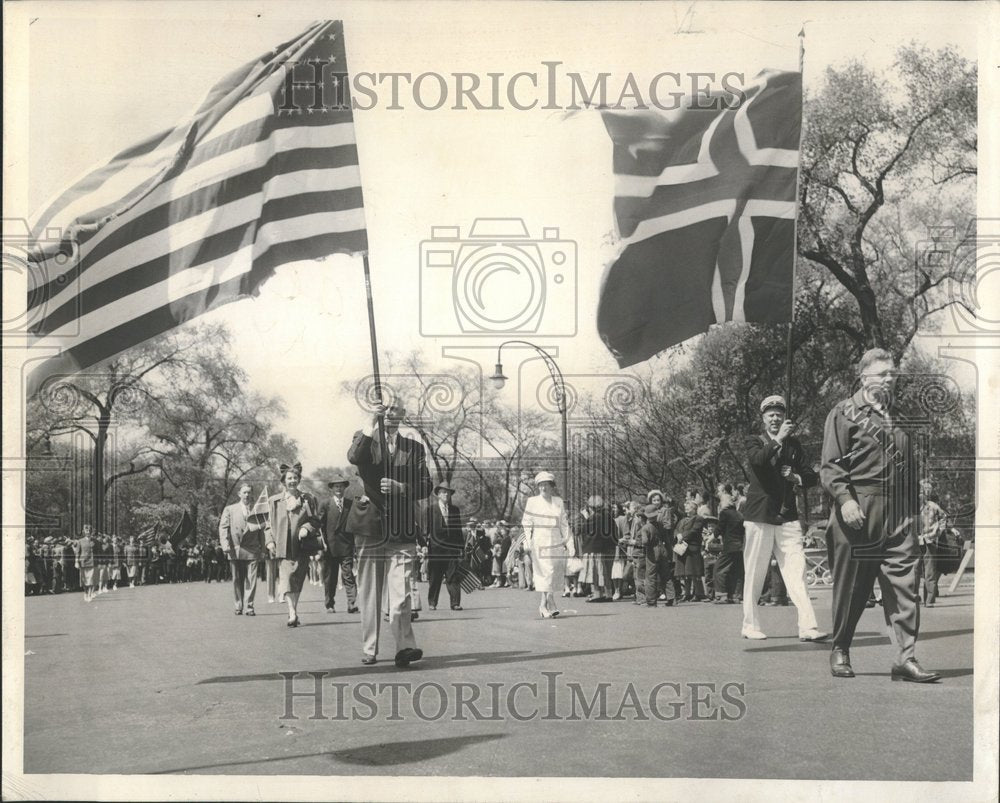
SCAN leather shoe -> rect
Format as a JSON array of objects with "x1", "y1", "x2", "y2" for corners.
[
  {"x1": 361, "y1": 655, "x2": 376, "y2": 665},
  {"x1": 830, "y1": 648, "x2": 855, "y2": 678},
  {"x1": 394, "y1": 647, "x2": 424, "y2": 668},
  {"x1": 410, "y1": 612, "x2": 419, "y2": 621},
  {"x1": 347, "y1": 606, "x2": 360, "y2": 614},
  {"x1": 891, "y1": 659, "x2": 941, "y2": 683},
  {"x1": 451, "y1": 605, "x2": 463, "y2": 611}
]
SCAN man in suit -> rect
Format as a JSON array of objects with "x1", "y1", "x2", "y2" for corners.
[
  {"x1": 424, "y1": 481, "x2": 464, "y2": 611},
  {"x1": 714, "y1": 494, "x2": 745, "y2": 603},
  {"x1": 348, "y1": 401, "x2": 434, "y2": 668},
  {"x1": 219, "y1": 484, "x2": 265, "y2": 616},
  {"x1": 319, "y1": 473, "x2": 359, "y2": 614},
  {"x1": 740, "y1": 394, "x2": 828, "y2": 642},
  {"x1": 821, "y1": 349, "x2": 940, "y2": 682}
]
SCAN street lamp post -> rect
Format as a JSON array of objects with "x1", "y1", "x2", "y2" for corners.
[{"x1": 488, "y1": 340, "x2": 569, "y2": 498}]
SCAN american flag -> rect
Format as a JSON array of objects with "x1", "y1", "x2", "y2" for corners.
[
  {"x1": 597, "y1": 70, "x2": 801, "y2": 368},
  {"x1": 25, "y1": 21, "x2": 367, "y2": 396},
  {"x1": 137, "y1": 525, "x2": 159, "y2": 548},
  {"x1": 456, "y1": 561, "x2": 484, "y2": 595}
]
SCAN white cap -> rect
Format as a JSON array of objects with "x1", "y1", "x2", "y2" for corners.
[{"x1": 534, "y1": 471, "x2": 556, "y2": 485}]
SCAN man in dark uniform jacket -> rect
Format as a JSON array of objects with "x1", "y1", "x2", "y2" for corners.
[
  {"x1": 319, "y1": 473, "x2": 359, "y2": 614},
  {"x1": 714, "y1": 494, "x2": 745, "y2": 603},
  {"x1": 740, "y1": 394, "x2": 827, "y2": 643},
  {"x1": 348, "y1": 401, "x2": 434, "y2": 668},
  {"x1": 424, "y1": 481, "x2": 464, "y2": 611},
  {"x1": 821, "y1": 348, "x2": 940, "y2": 682}
]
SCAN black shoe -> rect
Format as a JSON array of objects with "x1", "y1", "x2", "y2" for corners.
[
  {"x1": 246, "y1": 609, "x2": 255, "y2": 616},
  {"x1": 361, "y1": 655, "x2": 377, "y2": 665},
  {"x1": 394, "y1": 647, "x2": 424, "y2": 668},
  {"x1": 891, "y1": 659, "x2": 941, "y2": 683},
  {"x1": 451, "y1": 605, "x2": 463, "y2": 611},
  {"x1": 286, "y1": 617, "x2": 300, "y2": 628},
  {"x1": 410, "y1": 611, "x2": 419, "y2": 621},
  {"x1": 429, "y1": 605, "x2": 437, "y2": 611},
  {"x1": 347, "y1": 606, "x2": 360, "y2": 614},
  {"x1": 234, "y1": 609, "x2": 243, "y2": 615},
  {"x1": 830, "y1": 648, "x2": 855, "y2": 678},
  {"x1": 326, "y1": 606, "x2": 336, "y2": 613}
]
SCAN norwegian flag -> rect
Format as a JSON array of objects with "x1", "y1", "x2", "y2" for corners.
[{"x1": 597, "y1": 70, "x2": 801, "y2": 367}]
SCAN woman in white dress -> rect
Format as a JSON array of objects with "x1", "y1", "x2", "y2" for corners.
[{"x1": 521, "y1": 471, "x2": 576, "y2": 619}]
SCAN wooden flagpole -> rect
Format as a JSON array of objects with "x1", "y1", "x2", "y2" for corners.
[
  {"x1": 361, "y1": 254, "x2": 390, "y2": 487},
  {"x1": 785, "y1": 26, "x2": 806, "y2": 416}
]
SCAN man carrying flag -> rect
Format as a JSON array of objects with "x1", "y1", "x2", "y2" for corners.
[
  {"x1": 597, "y1": 70, "x2": 801, "y2": 367},
  {"x1": 219, "y1": 484, "x2": 265, "y2": 616}
]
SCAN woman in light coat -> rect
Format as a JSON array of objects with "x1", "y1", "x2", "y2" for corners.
[{"x1": 521, "y1": 471, "x2": 576, "y2": 619}]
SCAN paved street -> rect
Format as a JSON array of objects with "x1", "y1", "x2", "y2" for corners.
[{"x1": 23, "y1": 576, "x2": 973, "y2": 780}]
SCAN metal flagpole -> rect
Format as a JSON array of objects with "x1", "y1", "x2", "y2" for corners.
[
  {"x1": 785, "y1": 26, "x2": 806, "y2": 416},
  {"x1": 361, "y1": 254, "x2": 390, "y2": 487}
]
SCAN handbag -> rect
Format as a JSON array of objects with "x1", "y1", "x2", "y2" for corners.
[
  {"x1": 672, "y1": 542, "x2": 689, "y2": 557},
  {"x1": 297, "y1": 527, "x2": 325, "y2": 556},
  {"x1": 566, "y1": 555, "x2": 583, "y2": 575}
]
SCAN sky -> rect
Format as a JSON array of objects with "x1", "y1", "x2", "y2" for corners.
[{"x1": 12, "y1": 1, "x2": 992, "y2": 473}]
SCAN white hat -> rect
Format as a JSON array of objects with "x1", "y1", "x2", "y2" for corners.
[
  {"x1": 534, "y1": 471, "x2": 556, "y2": 485},
  {"x1": 760, "y1": 394, "x2": 786, "y2": 413}
]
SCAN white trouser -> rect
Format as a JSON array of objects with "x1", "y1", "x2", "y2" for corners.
[
  {"x1": 357, "y1": 543, "x2": 417, "y2": 658},
  {"x1": 741, "y1": 520, "x2": 819, "y2": 635}
]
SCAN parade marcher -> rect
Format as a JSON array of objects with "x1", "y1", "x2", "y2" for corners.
[
  {"x1": 578, "y1": 496, "x2": 617, "y2": 602},
  {"x1": 264, "y1": 462, "x2": 322, "y2": 628},
  {"x1": 76, "y1": 524, "x2": 97, "y2": 603},
  {"x1": 424, "y1": 481, "x2": 464, "y2": 611},
  {"x1": 521, "y1": 471, "x2": 575, "y2": 619},
  {"x1": 348, "y1": 401, "x2": 433, "y2": 667},
  {"x1": 319, "y1": 473, "x2": 360, "y2": 614},
  {"x1": 821, "y1": 349, "x2": 940, "y2": 682},
  {"x1": 741, "y1": 394, "x2": 828, "y2": 642},
  {"x1": 918, "y1": 480, "x2": 947, "y2": 607},
  {"x1": 219, "y1": 483, "x2": 265, "y2": 616},
  {"x1": 714, "y1": 494, "x2": 745, "y2": 603}
]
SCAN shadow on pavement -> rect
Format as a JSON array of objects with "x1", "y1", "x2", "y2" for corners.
[
  {"x1": 198, "y1": 646, "x2": 650, "y2": 685},
  {"x1": 152, "y1": 733, "x2": 507, "y2": 774},
  {"x1": 743, "y1": 627, "x2": 974, "y2": 653}
]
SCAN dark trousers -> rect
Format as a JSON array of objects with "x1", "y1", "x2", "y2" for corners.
[
  {"x1": 633, "y1": 556, "x2": 647, "y2": 603},
  {"x1": 426, "y1": 554, "x2": 462, "y2": 608},
  {"x1": 321, "y1": 552, "x2": 358, "y2": 609},
  {"x1": 829, "y1": 493, "x2": 920, "y2": 662},
  {"x1": 714, "y1": 551, "x2": 744, "y2": 599},
  {"x1": 644, "y1": 545, "x2": 674, "y2": 604},
  {"x1": 761, "y1": 562, "x2": 788, "y2": 602},
  {"x1": 918, "y1": 542, "x2": 940, "y2": 604}
]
